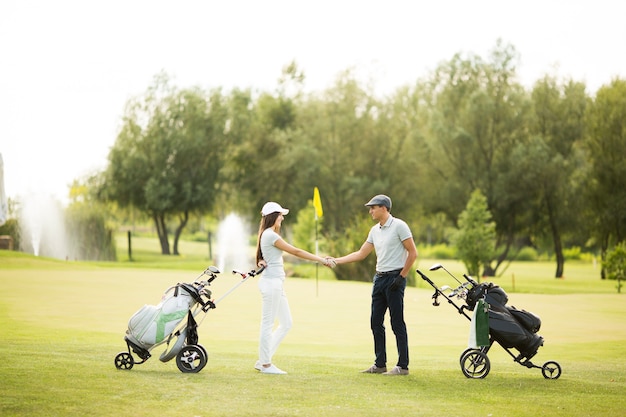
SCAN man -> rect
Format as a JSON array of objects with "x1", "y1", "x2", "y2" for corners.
[{"x1": 331, "y1": 194, "x2": 418, "y2": 375}]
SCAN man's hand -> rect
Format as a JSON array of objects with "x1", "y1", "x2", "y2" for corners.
[
  {"x1": 323, "y1": 257, "x2": 337, "y2": 268},
  {"x1": 390, "y1": 275, "x2": 405, "y2": 291}
]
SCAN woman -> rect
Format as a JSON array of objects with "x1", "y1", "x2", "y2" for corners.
[{"x1": 254, "y1": 201, "x2": 333, "y2": 374}]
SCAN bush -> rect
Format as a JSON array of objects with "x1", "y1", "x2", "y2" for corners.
[
  {"x1": 603, "y1": 242, "x2": 626, "y2": 293},
  {"x1": 515, "y1": 247, "x2": 538, "y2": 261},
  {"x1": 419, "y1": 244, "x2": 456, "y2": 259},
  {"x1": 325, "y1": 217, "x2": 376, "y2": 283},
  {"x1": 65, "y1": 204, "x2": 117, "y2": 261},
  {"x1": 563, "y1": 246, "x2": 582, "y2": 260},
  {"x1": 188, "y1": 231, "x2": 209, "y2": 242},
  {"x1": 579, "y1": 252, "x2": 595, "y2": 263},
  {"x1": 0, "y1": 218, "x2": 20, "y2": 249}
]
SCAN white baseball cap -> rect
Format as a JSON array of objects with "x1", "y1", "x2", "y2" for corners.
[{"x1": 261, "y1": 202, "x2": 289, "y2": 216}]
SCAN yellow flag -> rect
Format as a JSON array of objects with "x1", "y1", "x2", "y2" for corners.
[{"x1": 313, "y1": 187, "x2": 323, "y2": 219}]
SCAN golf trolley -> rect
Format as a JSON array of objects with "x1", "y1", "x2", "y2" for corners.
[
  {"x1": 114, "y1": 265, "x2": 263, "y2": 373},
  {"x1": 417, "y1": 264, "x2": 562, "y2": 379}
]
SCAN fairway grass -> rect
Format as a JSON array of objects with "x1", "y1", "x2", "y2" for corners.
[{"x1": 1, "y1": 253, "x2": 625, "y2": 417}]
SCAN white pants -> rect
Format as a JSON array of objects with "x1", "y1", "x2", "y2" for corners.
[{"x1": 258, "y1": 277, "x2": 292, "y2": 365}]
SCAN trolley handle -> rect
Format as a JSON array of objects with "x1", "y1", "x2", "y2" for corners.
[
  {"x1": 462, "y1": 273, "x2": 479, "y2": 285},
  {"x1": 417, "y1": 269, "x2": 443, "y2": 306},
  {"x1": 416, "y1": 269, "x2": 436, "y2": 287},
  {"x1": 250, "y1": 265, "x2": 266, "y2": 276},
  {"x1": 232, "y1": 265, "x2": 266, "y2": 279}
]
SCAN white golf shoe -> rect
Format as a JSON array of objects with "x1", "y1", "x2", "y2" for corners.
[{"x1": 260, "y1": 364, "x2": 287, "y2": 374}]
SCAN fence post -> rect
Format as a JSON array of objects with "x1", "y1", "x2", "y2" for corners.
[{"x1": 127, "y1": 230, "x2": 132, "y2": 261}]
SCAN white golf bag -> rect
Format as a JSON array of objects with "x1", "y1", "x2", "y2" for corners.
[{"x1": 126, "y1": 283, "x2": 198, "y2": 353}]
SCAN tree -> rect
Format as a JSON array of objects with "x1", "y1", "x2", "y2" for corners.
[
  {"x1": 603, "y1": 242, "x2": 626, "y2": 293},
  {"x1": 297, "y1": 73, "x2": 371, "y2": 234},
  {"x1": 225, "y1": 64, "x2": 315, "y2": 221},
  {"x1": 88, "y1": 51, "x2": 626, "y2": 286},
  {"x1": 424, "y1": 40, "x2": 532, "y2": 275},
  {"x1": 453, "y1": 189, "x2": 496, "y2": 279},
  {"x1": 103, "y1": 74, "x2": 227, "y2": 254},
  {"x1": 526, "y1": 76, "x2": 588, "y2": 277},
  {"x1": 584, "y1": 78, "x2": 626, "y2": 275}
]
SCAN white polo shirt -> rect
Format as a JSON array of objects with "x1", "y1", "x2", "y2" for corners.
[
  {"x1": 260, "y1": 228, "x2": 286, "y2": 280},
  {"x1": 366, "y1": 215, "x2": 413, "y2": 273}
]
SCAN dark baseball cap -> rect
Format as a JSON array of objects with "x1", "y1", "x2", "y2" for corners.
[{"x1": 364, "y1": 194, "x2": 392, "y2": 209}]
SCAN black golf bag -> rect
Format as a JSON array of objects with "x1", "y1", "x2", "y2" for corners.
[{"x1": 466, "y1": 282, "x2": 543, "y2": 361}]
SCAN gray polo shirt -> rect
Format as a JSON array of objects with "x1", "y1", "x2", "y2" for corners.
[{"x1": 366, "y1": 215, "x2": 413, "y2": 273}]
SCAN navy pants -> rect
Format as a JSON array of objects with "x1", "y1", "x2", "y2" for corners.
[{"x1": 371, "y1": 271, "x2": 409, "y2": 369}]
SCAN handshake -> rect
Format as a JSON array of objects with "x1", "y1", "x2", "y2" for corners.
[{"x1": 322, "y1": 256, "x2": 337, "y2": 269}]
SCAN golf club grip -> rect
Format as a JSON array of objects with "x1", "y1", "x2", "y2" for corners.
[{"x1": 416, "y1": 269, "x2": 435, "y2": 286}]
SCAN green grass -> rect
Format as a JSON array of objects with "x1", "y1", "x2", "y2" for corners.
[{"x1": 1, "y1": 249, "x2": 625, "y2": 416}]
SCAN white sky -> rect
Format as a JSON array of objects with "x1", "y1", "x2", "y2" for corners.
[{"x1": 1, "y1": 0, "x2": 625, "y2": 205}]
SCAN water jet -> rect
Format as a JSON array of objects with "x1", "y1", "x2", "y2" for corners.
[
  {"x1": 216, "y1": 213, "x2": 251, "y2": 272},
  {"x1": 19, "y1": 192, "x2": 68, "y2": 259}
]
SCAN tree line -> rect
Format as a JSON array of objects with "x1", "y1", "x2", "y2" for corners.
[{"x1": 92, "y1": 41, "x2": 625, "y2": 281}]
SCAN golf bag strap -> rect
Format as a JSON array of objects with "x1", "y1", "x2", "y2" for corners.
[
  {"x1": 177, "y1": 283, "x2": 202, "y2": 303},
  {"x1": 186, "y1": 311, "x2": 199, "y2": 345}
]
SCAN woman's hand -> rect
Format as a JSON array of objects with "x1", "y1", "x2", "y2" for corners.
[{"x1": 322, "y1": 257, "x2": 337, "y2": 268}]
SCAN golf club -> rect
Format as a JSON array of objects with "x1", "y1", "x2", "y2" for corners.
[
  {"x1": 429, "y1": 263, "x2": 464, "y2": 285},
  {"x1": 197, "y1": 266, "x2": 266, "y2": 325}
]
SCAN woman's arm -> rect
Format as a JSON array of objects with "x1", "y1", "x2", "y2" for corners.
[{"x1": 274, "y1": 237, "x2": 328, "y2": 264}]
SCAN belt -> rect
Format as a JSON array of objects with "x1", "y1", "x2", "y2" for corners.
[{"x1": 376, "y1": 269, "x2": 402, "y2": 276}]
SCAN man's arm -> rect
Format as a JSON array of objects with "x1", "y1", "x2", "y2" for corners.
[
  {"x1": 400, "y1": 237, "x2": 418, "y2": 278},
  {"x1": 333, "y1": 241, "x2": 374, "y2": 265}
]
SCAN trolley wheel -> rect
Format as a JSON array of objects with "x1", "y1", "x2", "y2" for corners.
[
  {"x1": 176, "y1": 345, "x2": 207, "y2": 373},
  {"x1": 459, "y1": 348, "x2": 479, "y2": 366},
  {"x1": 460, "y1": 349, "x2": 490, "y2": 379},
  {"x1": 114, "y1": 352, "x2": 134, "y2": 370},
  {"x1": 541, "y1": 361, "x2": 562, "y2": 379},
  {"x1": 196, "y1": 343, "x2": 208, "y2": 359}
]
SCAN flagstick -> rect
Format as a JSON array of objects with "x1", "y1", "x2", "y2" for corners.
[
  {"x1": 315, "y1": 211, "x2": 319, "y2": 297},
  {"x1": 313, "y1": 187, "x2": 323, "y2": 298}
]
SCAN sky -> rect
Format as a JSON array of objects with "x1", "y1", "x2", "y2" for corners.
[{"x1": 1, "y1": 0, "x2": 625, "y2": 206}]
